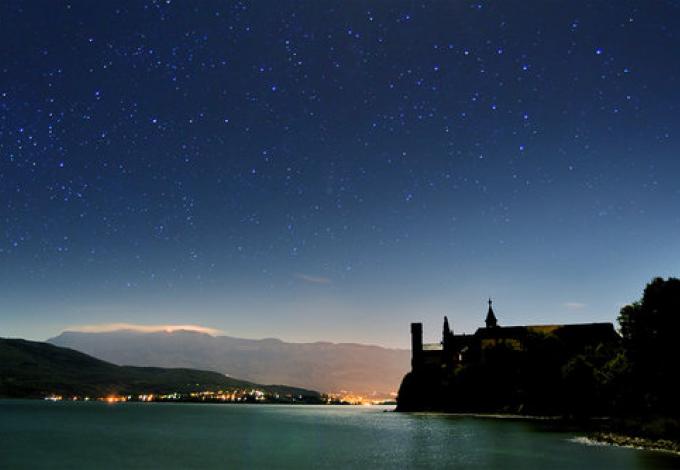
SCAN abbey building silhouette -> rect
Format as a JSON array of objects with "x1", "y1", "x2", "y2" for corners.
[{"x1": 409, "y1": 299, "x2": 618, "y2": 373}]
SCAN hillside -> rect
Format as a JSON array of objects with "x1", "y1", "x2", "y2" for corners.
[
  {"x1": 48, "y1": 330, "x2": 410, "y2": 397},
  {"x1": 0, "y1": 337, "x2": 319, "y2": 399}
]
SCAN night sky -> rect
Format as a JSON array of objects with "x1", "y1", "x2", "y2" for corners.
[{"x1": 1, "y1": 1, "x2": 679, "y2": 347}]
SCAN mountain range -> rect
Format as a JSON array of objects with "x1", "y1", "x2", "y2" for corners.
[
  {"x1": 48, "y1": 330, "x2": 410, "y2": 398},
  {"x1": 0, "y1": 337, "x2": 318, "y2": 399}
]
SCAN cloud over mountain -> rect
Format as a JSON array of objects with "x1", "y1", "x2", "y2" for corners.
[{"x1": 64, "y1": 323, "x2": 223, "y2": 336}]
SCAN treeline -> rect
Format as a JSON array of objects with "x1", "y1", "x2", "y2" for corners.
[{"x1": 398, "y1": 277, "x2": 680, "y2": 440}]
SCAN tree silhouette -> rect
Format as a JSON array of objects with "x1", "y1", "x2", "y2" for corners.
[{"x1": 618, "y1": 277, "x2": 680, "y2": 416}]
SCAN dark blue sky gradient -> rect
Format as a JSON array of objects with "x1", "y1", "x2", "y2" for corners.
[{"x1": 1, "y1": 1, "x2": 679, "y2": 346}]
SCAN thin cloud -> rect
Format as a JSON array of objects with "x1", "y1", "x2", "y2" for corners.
[
  {"x1": 295, "y1": 273, "x2": 332, "y2": 285},
  {"x1": 64, "y1": 323, "x2": 223, "y2": 336},
  {"x1": 564, "y1": 302, "x2": 586, "y2": 310}
]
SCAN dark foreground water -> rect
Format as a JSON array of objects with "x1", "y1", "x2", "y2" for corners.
[{"x1": 1, "y1": 401, "x2": 679, "y2": 469}]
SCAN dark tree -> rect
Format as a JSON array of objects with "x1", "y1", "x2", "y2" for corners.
[{"x1": 618, "y1": 277, "x2": 680, "y2": 416}]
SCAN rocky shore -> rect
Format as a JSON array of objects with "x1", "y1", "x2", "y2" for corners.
[{"x1": 586, "y1": 432, "x2": 680, "y2": 455}]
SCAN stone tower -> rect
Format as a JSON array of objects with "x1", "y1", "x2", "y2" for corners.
[
  {"x1": 410, "y1": 322, "x2": 423, "y2": 370},
  {"x1": 442, "y1": 315, "x2": 456, "y2": 365},
  {"x1": 442, "y1": 316, "x2": 454, "y2": 351}
]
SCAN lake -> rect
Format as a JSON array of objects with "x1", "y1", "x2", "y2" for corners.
[{"x1": 1, "y1": 400, "x2": 678, "y2": 469}]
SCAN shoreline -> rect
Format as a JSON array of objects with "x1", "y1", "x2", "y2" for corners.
[
  {"x1": 0, "y1": 397, "x2": 385, "y2": 407},
  {"x1": 400, "y1": 410, "x2": 680, "y2": 455},
  {"x1": 575, "y1": 432, "x2": 680, "y2": 456}
]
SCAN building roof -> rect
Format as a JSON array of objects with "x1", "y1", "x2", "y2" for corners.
[{"x1": 474, "y1": 322, "x2": 619, "y2": 342}]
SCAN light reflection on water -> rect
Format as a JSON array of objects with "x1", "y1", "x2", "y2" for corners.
[{"x1": 0, "y1": 400, "x2": 678, "y2": 469}]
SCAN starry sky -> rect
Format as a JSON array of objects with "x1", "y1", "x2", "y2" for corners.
[{"x1": 1, "y1": 1, "x2": 679, "y2": 347}]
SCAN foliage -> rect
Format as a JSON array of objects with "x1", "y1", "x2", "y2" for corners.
[{"x1": 618, "y1": 277, "x2": 680, "y2": 417}]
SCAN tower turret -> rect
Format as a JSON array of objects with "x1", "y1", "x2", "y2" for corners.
[
  {"x1": 442, "y1": 316, "x2": 454, "y2": 350},
  {"x1": 411, "y1": 322, "x2": 423, "y2": 370},
  {"x1": 443, "y1": 316, "x2": 451, "y2": 337},
  {"x1": 485, "y1": 298, "x2": 498, "y2": 328},
  {"x1": 442, "y1": 315, "x2": 456, "y2": 365}
]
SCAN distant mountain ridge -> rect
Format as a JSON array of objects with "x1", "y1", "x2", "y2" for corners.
[
  {"x1": 0, "y1": 337, "x2": 318, "y2": 399},
  {"x1": 48, "y1": 330, "x2": 411, "y2": 397}
]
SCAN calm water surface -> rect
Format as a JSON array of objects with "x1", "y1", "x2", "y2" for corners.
[{"x1": 1, "y1": 400, "x2": 679, "y2": 469}]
